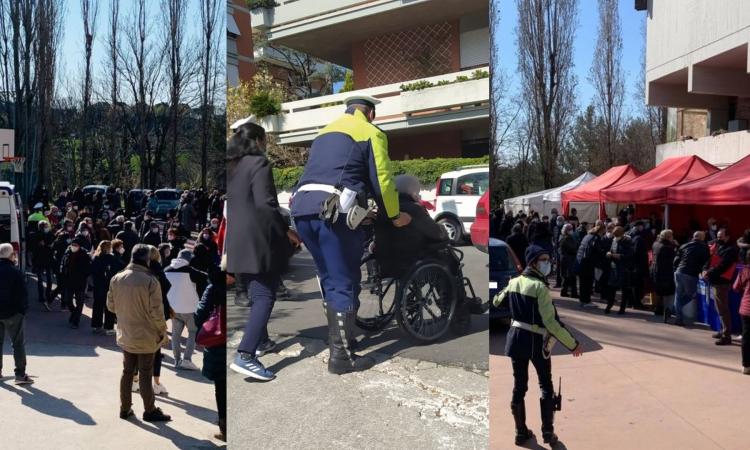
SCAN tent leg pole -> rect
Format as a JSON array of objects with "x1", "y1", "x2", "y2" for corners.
[{"x1": 664, "y1": 204, "x2": 670, "y2": 230}]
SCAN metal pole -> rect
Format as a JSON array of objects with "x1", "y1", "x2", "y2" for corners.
[{"x1": 664, "y1": 204, "x2": 670, "y2": 229}]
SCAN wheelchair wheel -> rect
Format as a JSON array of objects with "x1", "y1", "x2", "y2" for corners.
[
  {"x1": 355, "y1": 265, "x2": 397, "y2": 332},
  {"x1": 396, "y1": 260, "x2": 457, "y2": 343}
]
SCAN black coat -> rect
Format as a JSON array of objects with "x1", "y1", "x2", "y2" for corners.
[
  {"x1": 705, "y1": 240, "x2": 739, "y2": 285},
  {"x1": 91, "y1": 253, "x2": 118, "y2": 296},
  {"x1": 226, "y1": 155, "x2": 290, "y2": 275},
  {"x1": 61, "y1": 249, "x2": 91, "y2": 291},
  {"x1": 607, "y1": 236, "x2": 634, "y2": 289},
  {"x1": 506, "y1": 232, "x2": 529, "y2": 267},
  {"x1": 674, "y1": 239, "x2": 710, "y2": 277},
  {"x1": 0, "y1": 259, "x2": 28, "y2": 319},
  {"x1": 194, "y1": 271, "x2": 226, "y2": 381},
  {"x1": 651, "y1": 239, "x2": 676, "y2": 296},
  {"x1": 558, "y1": 234, "x2": 578, "y2": 277},
  {"x1": 32, "y1": 231, "x2": 55, "y2": 269}
]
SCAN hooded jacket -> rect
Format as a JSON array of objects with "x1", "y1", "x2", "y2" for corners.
[{"x1": 164, "y1": 257, "x2": 206, "y2": 314}]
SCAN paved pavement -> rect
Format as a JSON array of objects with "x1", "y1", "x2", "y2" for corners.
[
  {"x1": 490, "y1": 291, "x2": 748, "y2": 450},
  {"x1": 227, "y1": 245, "x2": 490, "y2": 449},
  {"x1": 0, "y1": 279, "x2": 224, "y2": 450}
]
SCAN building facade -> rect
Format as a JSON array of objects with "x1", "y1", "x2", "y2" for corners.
[
  {"x1": 227, "y1": 0, "x2": 256, "y2": 86},
  {"x1": 236, "y1": 0, "x2": 490, "y2": 160},
  {"x1": 639, "y1": 0, "x2": 750, "y2": 167}
]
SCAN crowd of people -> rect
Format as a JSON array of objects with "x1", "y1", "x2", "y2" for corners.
[
  {"x1": 492, "y1": 205, "x2": 750, "y2": 375},
  {"x1": 0, "y1": 185, "x2": 227, "y2": 440}
]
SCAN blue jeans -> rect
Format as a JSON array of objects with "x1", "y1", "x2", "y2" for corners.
[
  {"x1": 674, "y1": 272, "x2": 698, "y2": 322},
  {"x1": 237, "y1": 274, "x2": 280, "y2": 355},
  {"x1": 294, "y1": 215, "x2": 364, "y2": 313}
]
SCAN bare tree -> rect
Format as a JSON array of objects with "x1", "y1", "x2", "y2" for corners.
[
  {"x1": 35, "y1": 0, "x2": 63, "y2": 188},
  {"x1": 636, "y1": 21, "x2": 667, "y2": 153},
  {"x1": 589, "y1": 0, "x2": 624, "y2": 167},
  {"x1": 80, "y1": 0, "x2": 98, "y2": 180},
  {"x1": 516, "y1": 0, "x2": 578, "y2": 188},
  {"x1": 104, "y1": 0, "x2": 121, "y2": 184},
  {"x1": 198, "y1": 0, "x2": 220, "y2": 189}
]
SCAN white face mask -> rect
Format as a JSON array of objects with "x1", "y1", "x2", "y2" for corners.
[
  {"x1": 118, "y1": 247, "x2": 125, "y2": 255},
  {"x1": 202, "y1": 233, "x2": 210, "y2": 240},
  {"x1": 537, "y1": 261, "x2": 551, "y2": 276},
  {"x1": 71, "y1": 246, "x2": 80, "y2": 253}
]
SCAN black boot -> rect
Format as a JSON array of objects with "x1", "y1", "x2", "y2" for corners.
[
  {"x1": 511, "y1": 402, "x2": 534, "y2": 445},
  {"x1": 325, "y1": 307, "x2": 374, "y2": 375},
  {"x1": 540, "y1": 397, "x2": 558, "y2": 445}
]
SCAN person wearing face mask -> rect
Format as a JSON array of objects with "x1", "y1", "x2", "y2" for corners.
[
  {"x1": 707, "y1": 218, "x2": 719, "y2": 242},
  {"x1": 604, "y1": 226, "x2": 634, "y2": 314},
  {"x1": 91, "y1": 240, "x2": 118, "y2": 335},
  {"x1": 32, "y1": 221, "x2": 55, "y2": 305},
  {"x1": 142, "y1": 223, "x2": 162, "y2": 247},
  {"x1": 115, "y1": 221, "x2": 140, "y2": 262},
  {"x1": 577, "y1": 224, "x2": 606, "y2": 307},
  {"x1": 61, "y1": 241, "x2": 92, "y2": 328},
  {"x1": 198, "y1": 227, "x2": 219, "y2": 262},
  {"x1": 558, "y1": 223, "x2": 579, "y2": 299},
  {"x1": 165, "y1": 227, "x2": 187, "y2": 254},
  {"x1": 595, "y1": 222, "x2": 616, "y2": 296},
  {"x1": 702, "y1": 227, "x2": 739, "y2": 345},
  {"x1": 111, "y1": 239, "x2": 128, "y2": 271},
  {"x1": 494, "y1": 245, "x2": 583, "y2": 447}
]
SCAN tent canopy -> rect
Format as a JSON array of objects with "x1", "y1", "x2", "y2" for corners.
[
  {"x1": 601, "y1": 156, "x2": 718, "y2": 204},
  {"x1": 542, "y1": 171, "x2": 597, "y2": 202},
  {"x1": 560, "y1": 164, "x2": 642, "y2": 214},
  {"x1": 503, "y1": 172, "x2": 596, "y2": 216},
  {"x1": 668, "y1": 153, "x2": 750, "y2": 205}
]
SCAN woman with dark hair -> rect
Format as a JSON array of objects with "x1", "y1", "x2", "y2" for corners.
[
  {"x1": 198, "y1": 227, "x2": 219, "y2": 264},
  {"x1": 91, "y1": 240, "x2": 117, "y2": 335},
  {"x1": 651, "y1": 229, "x2": 677, "y2": 319},
  {"x1": 737, "y1": 228, "x2": 750, "y2": 265},
  {"x1": 226, "y1": 122, "x2": 301, "y2": 381}
]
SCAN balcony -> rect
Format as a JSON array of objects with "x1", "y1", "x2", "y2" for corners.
[
  {"x1": 233, "y1": 67, "x2": 489, "y2": 146},
  {"x1": 250, "y1": 0, "x2": 487, "y2": 67},
  {"x1": 656, "y1": 130, "x2": 750, "y2": 168}
]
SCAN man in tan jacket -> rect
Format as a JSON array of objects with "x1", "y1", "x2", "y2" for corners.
[{"x1": 107, "y1": 244, "x2": 171, "y2": 422}]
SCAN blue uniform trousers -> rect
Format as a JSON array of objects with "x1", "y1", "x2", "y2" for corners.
[{"x1": 295, "y1": 215, "x2": 364, "y2": 313}]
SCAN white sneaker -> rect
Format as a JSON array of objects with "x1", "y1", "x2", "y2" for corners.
[
  {"x1": 131, "y1": 380, "x2": 140, "y2": 393},
  {"x1": 153, "y1": 383, "x2": 169, "y2": 396},
  {"x1": 105, "y1": 329, "x2": 116, "y2": 336},
  {"x1": 180, "y1": 360, "x2": 199, "y2": 371}
]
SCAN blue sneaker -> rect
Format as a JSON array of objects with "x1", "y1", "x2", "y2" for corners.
[
  {"x1": 255, "y1": 339, "x2": 277, "y2": 357},
  {"x1": 230, "y1": 353, "x2": 275, "y2": 381}
]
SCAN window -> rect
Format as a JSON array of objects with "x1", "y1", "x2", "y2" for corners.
[
  {"x1": 438, "y1": 178, "x2": 453, "y2": 195},
  {"x1": 155, "y1": 191, "x2": 181, "y2": 201},
  {"x1": 456, "y1": 172, "x2": 488, "y2": 196}
]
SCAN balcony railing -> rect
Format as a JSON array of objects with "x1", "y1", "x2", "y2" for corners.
[
  {"x1": 251, "y1": 0, "x2": 383, "y2": 30},
  {"x1": 234, "y1": 67, "x2": 490, "y2": 144},
  {"x1": 656, "y1": 130, "x2": 750, "y2": 168}
]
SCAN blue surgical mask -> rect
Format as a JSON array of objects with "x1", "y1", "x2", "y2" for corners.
[{"x1": 538, "y1": 261, "x2": 551, "y2": 276}]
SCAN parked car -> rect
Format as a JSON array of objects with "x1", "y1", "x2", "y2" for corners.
[
  {"x1": 152, "y1": 189, "x2": 182, "y2": 218},
  {"x1": 470, "y1": 191, "x2": 489, "y2": 253},
  {"x1": 489, "y1": 238, "x2": 522, "y2": 324},
  {"x1": 430, "y1": 165, "x2": 489, "y2": 245},
  {"x1": 82, "y1": 184, "x2": 109, "y2": 196},
  {"x1": 0, "y1": 181, "x2": 25, "y2": 271}
]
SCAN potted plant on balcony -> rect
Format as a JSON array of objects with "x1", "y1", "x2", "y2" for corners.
[
  {"x1": 246, "y1": 0, "x2": 278, "y2": 9},
  {"x1": 399, "y1": 70, "x2": 490, "y2": 114}
]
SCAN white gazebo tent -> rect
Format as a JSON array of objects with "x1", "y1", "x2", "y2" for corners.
[{"x1": 503, "y1": 172, "x2": 596, "y2": 216}]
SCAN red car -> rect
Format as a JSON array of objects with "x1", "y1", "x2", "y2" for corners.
[{"x1": 470, "y1": 190, "x2": 489, "y2": 253}]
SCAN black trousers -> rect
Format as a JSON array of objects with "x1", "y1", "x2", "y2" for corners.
[
  {"x1": 91, "y1": 291, "x2": 116, "y2": 329},
  {"x1": 0, "y1": 314, "x2": 27, "y2": 376},
  {"x1": 66, "y1": 289, "x2": 86, "y2": 326},
  {"x1": 578, "y1": 262, "x2": 595, "y2": 304},
  {"x1": 215, "y1": 377, "x2": 226, "y2": 420},
  {"x1": 511, "y1": 354, "x2": 554, "y2": 404},
  {"x1": 605, "y1": 284, "x2": 632, "y2": 312},
  {"x1": 742, "y1": 316, "x2": 750, "y2": 368}
]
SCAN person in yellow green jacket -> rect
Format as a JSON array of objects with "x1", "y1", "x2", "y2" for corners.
[
  {"x1": 291, "y1": 95, "x2": 412, "y2": 375},
  {"x1": 493, "y1": 244, "x2": 583, "y2": 446}
]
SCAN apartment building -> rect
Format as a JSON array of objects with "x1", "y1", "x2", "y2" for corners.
[
  {"x1": 237, "y1": 0, "x2": 490, "y2": 160},
  {"x1": 638, "y1": 0, "x2": 750, "y2": 167}
]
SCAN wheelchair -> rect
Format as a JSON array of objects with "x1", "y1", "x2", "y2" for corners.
[{"x1": 355, "y1": 240, "x2": 484, "y2": 343}]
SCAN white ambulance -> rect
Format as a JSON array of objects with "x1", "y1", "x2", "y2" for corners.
[{"x1": 0, "y1": 181, "x2": 25, "y2": 271}]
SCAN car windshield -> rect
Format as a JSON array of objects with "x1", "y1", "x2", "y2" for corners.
[
  {"x1": 155, "y1": 191, "x2": 180, "y2": 201},
  {"x1": 490, "y1": 245, "x2": 515, "y2": 272}
]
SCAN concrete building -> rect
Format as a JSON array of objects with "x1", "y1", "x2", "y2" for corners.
[
  {"x1": 639, "y1": 0, "x2": 750, "y2": 167},
  {"x1": 227, "y1": 0, "x2": 256, "y2": 85},
  {"x1": 235, "y1": 0, "x2": 490, "y2": 160}
]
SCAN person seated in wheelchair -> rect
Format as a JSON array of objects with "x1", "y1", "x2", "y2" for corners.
[{"x1": 373, "y1": 175, "x2": 451, "y2": 278}]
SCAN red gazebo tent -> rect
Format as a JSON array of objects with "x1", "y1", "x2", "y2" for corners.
[
  {"x1": 665, "y1": 153, "x2": 750, "y2": 236},
  {"x1": 561, "y1": 164, "x2": 642, "y2": 221},
  {"x1": 600, "y1": 155, "x2": 719, "y2": 226}
]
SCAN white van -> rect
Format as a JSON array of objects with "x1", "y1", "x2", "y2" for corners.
[{"x1": 0, "y1": 181, "x2": 25, "y2": 271}]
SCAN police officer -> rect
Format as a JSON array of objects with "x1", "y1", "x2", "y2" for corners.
[
  {"x1": 291, "y1": 95, "x2": 412, "y2": 375},
  {"x1": 493, "y1": 245, "x2": 583, "y2": 446}
]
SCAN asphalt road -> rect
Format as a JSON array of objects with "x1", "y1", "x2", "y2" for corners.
[{"x1": 228, "y1": 243, "x2": 489, "y2": 371}]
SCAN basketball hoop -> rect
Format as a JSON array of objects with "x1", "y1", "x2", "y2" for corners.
[{"x1": 1, "y1": 156, "x2": 24, "y2": 173}]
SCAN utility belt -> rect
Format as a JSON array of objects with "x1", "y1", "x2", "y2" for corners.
[
  {"x1": 511, "y1": 320, "x2": 558, "y2": 359},
  {"x1": 296, "y1": 184, "x2": 375, "y2": 230}
]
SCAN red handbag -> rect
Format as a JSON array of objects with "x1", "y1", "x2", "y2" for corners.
[{"x1": 196, "y1": 304, "x2": 226, "y2": 348}]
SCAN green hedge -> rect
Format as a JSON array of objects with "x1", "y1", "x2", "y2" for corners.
[{"x1": 273, "y1": 156, "x2": 489, "y2": 191}]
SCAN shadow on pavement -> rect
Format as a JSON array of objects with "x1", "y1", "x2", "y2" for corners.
[
  {"x1": 128, "y1": 419, "x2": 222, "y2": 449},
  {"x1": 156, "y1": 395, "x2": 218, "y2": 424},
  {"x1": 0, "y1": 382, "x2": 96, "y2": 425}
]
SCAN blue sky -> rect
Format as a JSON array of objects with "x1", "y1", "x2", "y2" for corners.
[
  {"x1": 494, "y1": 0, "x2": 647, "y2": 115},
  {"x1": 57, "y1": 0, "x2": 213, "y2": 101}
]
